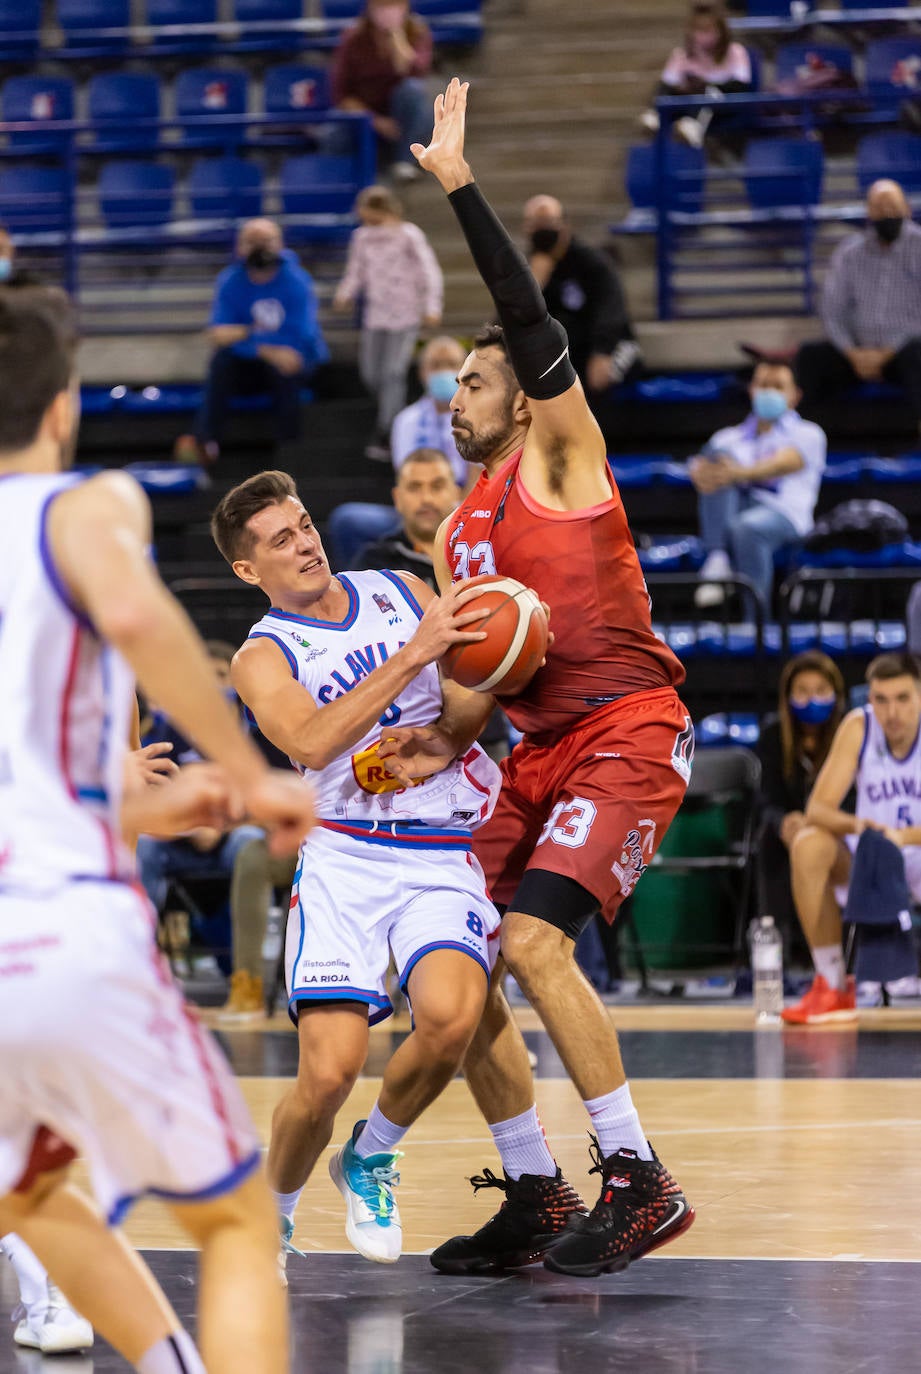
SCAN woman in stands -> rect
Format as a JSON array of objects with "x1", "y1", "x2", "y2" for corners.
[
  {"x1": 757, "y1": 650, "x2": 848, "y2": 951},
  {"x1": 331, "y1": 0, "x2": 433, "y2": 182},
  {"x1": 640, "y1": 1, "x2": 753, "y2": 147}
]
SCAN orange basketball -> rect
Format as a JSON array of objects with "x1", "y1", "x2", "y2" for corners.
[{"x1": 441, "y1": 575, "x2": 549, "y2": 696}]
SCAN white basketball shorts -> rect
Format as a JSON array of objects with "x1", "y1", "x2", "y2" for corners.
[
  {"x1": 286, "y1": 820, "x2": 501, "y2": 1024},
  {"x1": 0, "y1": 881, "x2": 260, "y2": 1224}
]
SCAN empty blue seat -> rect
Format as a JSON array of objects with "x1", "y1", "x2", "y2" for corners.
[
  {"x1": 2, "y1": 76, "x2": 76, "y2": 153},
  {"x1": 865, "y1": 39, "x2": 921, "y2": 108},
  {"x1": 319, "y1": 0, "x2": 362, "y2": 17},
  {"x1": 279, "y1": 154, "x2": 360, "y2": 215},
  {"x1": 743, "y1": 137, "x2": 823, "y2": 210},
  {"x1": 774, "y1": 42, "x2": 853, "y2": 88},
  {"x1": 0, "y1": 166, "x2": 69, "y2": 232},
  {"x1": 624, "y1": 143, "x2": 706, "y2": 215},
  {"x1": 743, "y1": 0, "x2": 793, "y2": 14},
  {"x1": 89, "y1": 72, "x2": 161, "y2": 150},
  {"x1": 0, "y1": 0, "x2": 41, "y2": 57},
  {"x1": 57, "y1": 0, "x2": 130, "y2": 47},
  {"x1": 148, "y1": 0, "x2": 217, "y2": 50},
  {"x1": 98, "y1": 160, "x2": 174, "y2": 229},
  {"x1": 188, "y1": 156, "x2": 262, "y2": 220},
  {"x1": 175, "y1": 68, "x2": 248, "y2": 145},
  {"x1": 856, "y1": 132, "x2": 921, "y2": 196},
  {"x1": 264, "y1": 63, "x2": 331, "y2": 114},
  {"x1": 235, "y1": 0, "x2": 301, "y2": 22}
]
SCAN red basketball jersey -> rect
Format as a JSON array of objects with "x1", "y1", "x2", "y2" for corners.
[{"x1": 445, "y1": 450, "x2": 684, "y2": 741}]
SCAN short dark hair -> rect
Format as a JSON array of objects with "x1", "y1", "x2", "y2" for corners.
[
  {"x1": 472, "y1": 323, "x2": 520, "y2": 399},
  {"x1": 397, "y1": 447, "x2": 456, "y2": 477},
  {"x1": 0, "y1": 286, "x2": 77, "y2": 453},
  {"x1": 867, "y1": 651, "x2": 921, "y2": 684},
  {"x1": 211, "y1": 469, "x2": 298, "y2": 563}
]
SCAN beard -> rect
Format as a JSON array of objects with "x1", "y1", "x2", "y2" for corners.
[{"x1": 452, "y1": 414, "x2": 514, "y2": 467}]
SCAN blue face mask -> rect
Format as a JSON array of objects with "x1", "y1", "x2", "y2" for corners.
[
  {"x1": 427, "y1": 369, "x2": 457, "y2": 404},
  {"x1": 752, "y1": 388, "x2": 788, "y2": 423},
  {"x1": 790, "y1": 697, "x2": 835, "y2": 725},
  {"x1": 0, "y1": 258, "x2": 12, "y2": 283}
]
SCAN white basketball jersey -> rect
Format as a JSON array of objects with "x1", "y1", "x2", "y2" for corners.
[
  {"x1": 856, "y1": 705, "x2": 921, "y2": 831},
  {"x1": 0, "y1": 474, "x2": 135, "y2": 892},
  {"x1": 248, "y1": 570, "x2": 500, "y2": 828}
]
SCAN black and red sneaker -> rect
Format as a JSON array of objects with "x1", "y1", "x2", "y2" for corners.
[
  {"x1": 430, "y1": 1167, "x2": 587, "y2": 1275},
  {"x1": 544, "y1": 1136, "x2": 695, "y2": 1278}
]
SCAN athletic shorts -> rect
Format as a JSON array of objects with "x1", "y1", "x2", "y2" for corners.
[
  {"x1": 287, "y1": 821, "x2": 501, "y2": 1025},
  {"x1": 473, "y1": 687, "x2": 694, "y2": 923},
  {"x1": 0, "y1": 881, "x2": 260, "y2": 1225}
]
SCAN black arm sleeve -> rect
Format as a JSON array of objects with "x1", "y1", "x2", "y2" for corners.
[{"x1": 447, "y1": 182, "x2": 578, "y2": 401}]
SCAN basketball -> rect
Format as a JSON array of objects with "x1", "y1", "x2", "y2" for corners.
[{"x1": 441, "y1": 575, "x2": 549, "y2": 696}]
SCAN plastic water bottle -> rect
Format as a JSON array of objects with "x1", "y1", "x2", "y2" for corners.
[
  {"x1": 262, "y1": 899, "x2": 285, "y2": 967},
  {"x1": 750, "y1": 916, "x2": 783, "y2": 1023}
]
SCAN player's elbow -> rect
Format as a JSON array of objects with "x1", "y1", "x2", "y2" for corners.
[{"x1": 91, "y1": 592, "x2": 162, "y2": 653}]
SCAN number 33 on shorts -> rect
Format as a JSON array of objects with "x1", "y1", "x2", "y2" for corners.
[{"x1": 538, "y1": 797, "x2": 598, "y2": 849}]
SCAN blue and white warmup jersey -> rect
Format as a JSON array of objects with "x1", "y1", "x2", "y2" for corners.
[
  {"x1": 0, "y1": 473, "x2": 135, "y2": 892},
  {"x1": 248, "y1": 569, "x2": 501, "y2": 830}
]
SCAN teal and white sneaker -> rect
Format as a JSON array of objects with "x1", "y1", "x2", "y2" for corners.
[
  {"x1": 278, "y1": 1214, "x2": 307, "y2": 1288},
  {"x1": 329, "y1": 1120, "x2": 403, "y2": 1263}
]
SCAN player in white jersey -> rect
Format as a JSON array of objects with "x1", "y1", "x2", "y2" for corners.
[
  {"x1": 0, "y1": 286, "x2": 315, "y2": 1374},
  {"x1": 782, "y1": 650, "x2": 921, "y2": 1025},
  {"x1": 211, "y1": 469, "x2": 503, "y2": 1265}
]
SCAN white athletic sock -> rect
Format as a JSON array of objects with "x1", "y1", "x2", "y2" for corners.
[
  {"x1": 137, "y1": 1329, "x2": 205, "y2": 1374},
  {"x1": 584, "y1": 1084, "x2": 653, "y2": 1162},
  {"x1": 813, "y1": 945, "x2": 846, "y2": 993},
  {"x1": 355, "y1": 1103, "x2": 407, "y2": 1159},
  {"x1": 489, "y1": 1106, "x2": 557, "y2": 1181},
  {"x1": 272, "y1": 1187, "x2": 303, "y2": 1222},
  {"x1": 1, "y1": 1233, "x2": 49, "y2": 1323}
]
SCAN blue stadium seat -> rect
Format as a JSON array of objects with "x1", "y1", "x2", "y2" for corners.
[
  {"x1": 0, "y1": 0, "x2": 41, "y2": 58},
  {"x1": 327, "y1": 503, "x2": 400, "y2": 569},
  {"x1": 98, "y1": 160, "x2": 175, "y2": 229},
  {"x1": 841, "y1": 0, "x2": 906, "y2": 9},
  {"x1": 264, "y1": 63, "x2": 331, "y2": 114},
  {"x1": 57, "y1": 0, "x2": 130, "y2": 48},
  {"x1": 0, "y1": 166, "x2": 69, "y2": 232},
  {"x1": 188, "y1": 156, "x2": 262, "y2": 220},
  {"x1": 319, "y1": 0, "x2": 362, "y2": 17},
  {"x1": 773, "y1": 43, "x2": 854, "y2": 88},
  {"x1": 742, "y1": 137, "x2": 823, "y2": 210},
  {"x1": 234, "y1": 0, "x2": 301, "y2": 22},
  {"x1": 148, "y1": 0, "x2": 218, "y2": 50},
  {"x1": 743, "y1": 0, "x2": 792, "y2": 14},
  {"x1": 88, "y1": 72, "x2": 161, "y2": 151},
  {"x1": 279, "y1": 154, "x2": 360, "y2": 215},
  {"x1": 175, "y1": 68, "x2": 248, "y2": 145},
  {"x1": 856, "y1": 132, "x2": 921, "y2": 196},
  {"x1": 2, "y1": 76, "x2": 76, "y2": 153},
  {"x1": 865, "y1": 39, "x2": 921, "y2": 109},
  {"x1": 624, "y1": 143, "x2": 706, "y2": 215}
]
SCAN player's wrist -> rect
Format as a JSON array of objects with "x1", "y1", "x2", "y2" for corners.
[{"x1": 440, "y1": 161, "x2": 474, "y2": 194}]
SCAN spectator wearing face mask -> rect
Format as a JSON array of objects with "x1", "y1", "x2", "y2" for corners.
[
  {"x1": 688, "y1": 361, "x2": 826, "y2": 612},
  {"x1": 175, "y1": 218, "x2": 328, "y2": 466},
  {"x1": 523, "y1": 195, "x2": 641, "y2": 396},
  {"x1": 640, "y1": 1, "x2": 752, "y2": 148},
  {"x1": 796, "y1": 180, "x2": 921, "y2": 433},
  {"x1": 390, "y1": 335, "x2": 470, "y2": 488},
  {"x1": 331, "y1": 0, "x2": 433, "y2": 182}
]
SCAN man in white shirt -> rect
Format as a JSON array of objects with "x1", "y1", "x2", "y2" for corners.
[
  {"x1": 689, "y1": 361, "x2": 827, "y2": 611},
  {"x1": 390, "y1": 335, "x2": 471, "y2": 489}
]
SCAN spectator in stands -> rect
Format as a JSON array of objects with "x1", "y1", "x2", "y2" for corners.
[
  {"x1": 757, "y1": 651, "x2": 847, "y2": 948},
  {"x1": 640, "y1": 1, "x2": 753, "y2": 147},
  {"x1": 354, "y1": 446, "x2": 460, "y2": 583},
  {"x1": 177, "y1": 218, "x2": 328, "y2": 466},
  {"x1": 334, "y1": 184, "x2": 442, "y2": 460},
  {"x1": 689, "y1": 361, "x2": 826, "y2": 612},
  {"x1": 796, "y1": 180, "x2": 921, "y2": 431},
  {"x1": 217, "y1": 837, "x2": 297, "y2": 1024},
  {"x1": 391, "y1": 334, "x2": 469, "y2": 487},
  {"x1": 331, "y1": 0, "x2": 433, "y2": 181},
  {"x1": 522, "y1": 195, "x2": 641, "y2": 395}
]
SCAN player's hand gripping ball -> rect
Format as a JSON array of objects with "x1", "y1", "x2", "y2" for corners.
[{"x1": 441, "y1": 575, "x2": 549, "y2": 695}]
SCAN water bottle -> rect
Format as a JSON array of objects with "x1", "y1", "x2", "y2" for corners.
[
  {"x1": 261, "y1": 898, "x2": 285, "y2": 968},
  {"x1": 750, "y1": 915, "x2": 783, "y2": 1023}
]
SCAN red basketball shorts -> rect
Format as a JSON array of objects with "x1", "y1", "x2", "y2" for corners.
[{"x1": 473, "y1": 687, "x2": 693, "y2": 922}]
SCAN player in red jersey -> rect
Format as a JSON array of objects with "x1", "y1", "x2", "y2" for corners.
[{"x1": 379, "y1": 79, "x2": 696, "y2": 1278}]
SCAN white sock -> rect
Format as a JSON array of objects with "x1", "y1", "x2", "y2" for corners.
[
  {"x1": 355, "y1": 1103, "x2": 407, "y2": 1158},
  {"x1": 1, "y1": 1233, "x2": 49, "y2": 1323},
  {"x1": 137, "y1": 1329, "x2": 205, "y2": 1374},
  {"x1": 272, "y1": 1187, "x2": 303, "y2": 1222},
  {"x1": 813, "y1": 945, "x2": 846, "y2": 992},
  {"x1": 584, "y1": 1084, "x2": 653, "y2": 1161},
  {"x1": 489, "y1": 1106, "x2": 557, "y2": 1181}
]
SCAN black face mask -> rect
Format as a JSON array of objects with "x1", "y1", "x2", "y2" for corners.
[
  {"x1": 873, "y1": 217, "x2": 903, "y2": 246},
  {"x1": 529, "y1": 227, "x2": 561, "y2": 255},
  {"x1": 246, "y1": 246, "x2": 280, "y2": 271}
]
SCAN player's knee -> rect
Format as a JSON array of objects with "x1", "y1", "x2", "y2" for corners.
[
  {"x1": 292, "y1": 1061, "x2": 357, "y2": 1120},
  {"x1": 501, "y1": 916, "x2": 569, "y2": 994},
  {"x1": 790, "y1": 823, "x2": 837, "y2": 871},
  {"x1": 415, "y1": 1001, "x2": 481, "y2": 1068}
]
